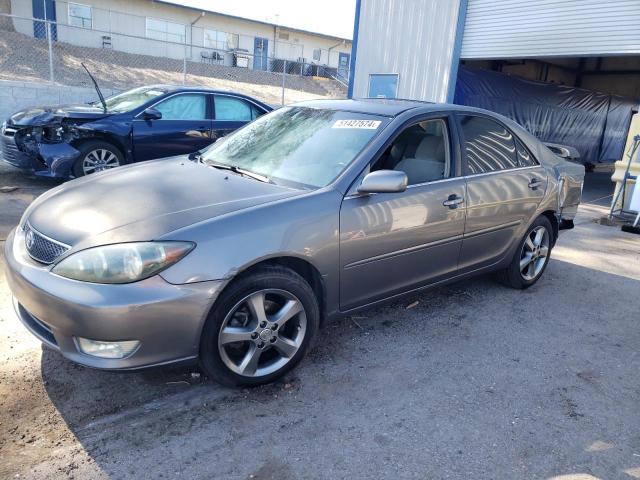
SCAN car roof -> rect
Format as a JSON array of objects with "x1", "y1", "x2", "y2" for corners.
[
  {"x1": 147, "y1": 84, "x2": 228, "y2": 93},
  {"x1": 143, "y1": 85, "x2": 269, "y2": 103},
  {"x1": 291, "y1": 98, "x2": 467, "y2": 117}
]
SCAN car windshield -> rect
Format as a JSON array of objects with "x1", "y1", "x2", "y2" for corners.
[
  {"x1": 200, "y1": 107, "x2": 387, "y2": 188},
  {"x1": 99, "y1": 87, "x2": 168, "y2": 113}
]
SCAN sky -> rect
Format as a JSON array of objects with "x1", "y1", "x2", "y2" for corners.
[{"x1": 165, "y1": 0, "x2": 356, "y2": 39}]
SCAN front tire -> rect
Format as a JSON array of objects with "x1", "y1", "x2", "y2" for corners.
[
  {"x1": 72, "y1": 140, "x2": 123, "y2": 177},
  {"x1": 499, "y1": 215, "x2": 553, "y2": 289},
  {"x1": 199, "y1": 266, "x2": 319, "y2": 387}
]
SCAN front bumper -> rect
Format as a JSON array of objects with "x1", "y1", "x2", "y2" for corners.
[
  {"x1": 1, "y1": 130, "x2": 80, "y2": 178},
  {"x1": 4, "y1": 228, "x2": 224, "y2": 370}
]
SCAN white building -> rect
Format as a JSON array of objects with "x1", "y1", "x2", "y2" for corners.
[{"x1": 10, "y1": 0, "x2": 352, "y2": 75}]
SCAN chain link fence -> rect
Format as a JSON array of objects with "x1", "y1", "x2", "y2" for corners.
[{"x1": 0, "y1": 6, "x2": 349, "y2": 106}]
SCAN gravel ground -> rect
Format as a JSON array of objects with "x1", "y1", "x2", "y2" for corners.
[{"x1": 1, "y1": 163, "x2": 639, "y2": 480}]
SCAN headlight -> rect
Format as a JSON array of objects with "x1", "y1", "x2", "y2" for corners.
[{"x1": 52, "y1": 242, "x2": 194, "y2": 284}]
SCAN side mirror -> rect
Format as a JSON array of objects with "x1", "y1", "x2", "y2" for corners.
[
  {"x1": 142, "y1": 107, "x2": 162, "y2": 121},
  {"x1": 543, "y1": 142, "x2": 580, "y2": 161},
  {"x1": 357, "y1": 170, "x2": 408, "y2": 194}
]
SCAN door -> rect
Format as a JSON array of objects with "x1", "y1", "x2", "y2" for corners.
[
  {"x1": 253, "y1": 37, "x2": 269, "y2": 71},
  {"x1": 338, "y1": 52, "x2": 350, "y2": 81},
  {"x1": 456, "y1": 114, "x2": 547, "y2": 272},
  {"x1": 132, "y1": 93, "x2": 213, "y2": 161},
  {"x1": 339, "y1": 117, "x2": 466, "y2": 310},
  {"x1": 212, "y1": 95, "x2": 264, "y2": 139}
]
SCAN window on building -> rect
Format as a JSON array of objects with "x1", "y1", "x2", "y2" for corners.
[
  {"x1": 368, "y1": 74, "x2": 398, "y2": 99},
  {"x1": 155, "y1": 94, "x2": 207, "y2": 120},
  {"x1": 313, "y1": 49, "x2": 321, "y2": 61},
  {"x1": 68, "y1": 3, "x2": 92, "y2": 28},
  {"x1": 204, "y1": 29, "x2": 239, "y2": 50},
  {"x1": 146, "y1": 17, "x2": 186, "y2": 43},
  {"x1": 459, "y1": 115, "x2": 519, "y2": 174},
  {"x1": 278, "y1": 31, "x2": 290, "y2": 41},
  {"x1": 372, "y1": 119, "x2": 450, "y2": 185},
  {"x1": 214, "y1": 96, "x2": 253, "y2": 121}
]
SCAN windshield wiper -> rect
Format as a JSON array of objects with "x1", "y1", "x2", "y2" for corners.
[
  {"x1": 206, "y1": 162, "x2": 273, "y2": 184},
  {"x1": 81, "y1": 63, "x2": 107, "y2": 113}
]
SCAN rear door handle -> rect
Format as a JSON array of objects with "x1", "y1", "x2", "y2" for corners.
[
  {"x1": 443, "y1": 194, "x2": 464, "y2": 209},
  {"x1": 528, "y1": 178, "x2": 541, "y2": 190}
]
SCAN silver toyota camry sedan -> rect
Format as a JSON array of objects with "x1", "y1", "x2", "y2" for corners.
[{"x1": 5, "y1": 100, "x2": 585, "y2": 386}]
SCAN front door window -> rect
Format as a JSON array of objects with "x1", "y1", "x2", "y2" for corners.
[
  {"x1": 373, "y1": 119, "x2": 450, "y2": 185},
  {"x1": 154, "y1": 94, "x2": 207, "y2": 120}
]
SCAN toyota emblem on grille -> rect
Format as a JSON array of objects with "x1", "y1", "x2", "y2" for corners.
[{"x1": 25, "y1": 229, "x2": 35, "y2": 250}]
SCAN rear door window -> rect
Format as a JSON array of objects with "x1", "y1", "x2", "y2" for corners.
[
  {"x1": 214, "y1": 96, "x2": 253, "y2": 121},
  {"x1": 459, "y1": 115, "x2": 519, "y2": 174}
]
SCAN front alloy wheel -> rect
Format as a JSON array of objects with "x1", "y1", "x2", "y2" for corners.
[
  {"x1": 199, "y1": 266, "x2": 319, "y2": 386},
  {"x1": 73, "y1": 140, "x2": 124, "y2": 177},
  {"x1": 82, "y1": 148, "x2": 120, "y2": 175},
  {"x1": 218, "y1": 289, "x2": 307, "y2": 377}
]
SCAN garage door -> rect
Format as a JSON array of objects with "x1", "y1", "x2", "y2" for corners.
[{"x1": 461, "y1": 0, "x2": 640, "y2": 59}]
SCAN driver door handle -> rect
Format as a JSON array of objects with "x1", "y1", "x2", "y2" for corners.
[{"x1": 443, "y1": 194, "x2": 464, "y2": 209}]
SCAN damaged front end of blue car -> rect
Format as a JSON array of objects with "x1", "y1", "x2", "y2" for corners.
[
  {"x1": 2, "y1": 127, "x2": 80, "y2": 178},
  {"x1": 1, "y1": 103, "x2": 115, "y2": 178},
  {"x1": 1, "y1": 119, "x2": 86, "y2": 178}
]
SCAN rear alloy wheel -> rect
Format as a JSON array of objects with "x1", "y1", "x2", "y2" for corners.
[
  {"x1": 499, "y1": 215, "x2": 554, "y2": 289},
  {"x1": 200, "y1": 266, "x2": 319, "y2": 386},
  {"x1": 519, "y1": 226, "x2": 550, "y2": 281},
  {"x1": 73, "y1": 141, "x2": 123, "y2": 177}
]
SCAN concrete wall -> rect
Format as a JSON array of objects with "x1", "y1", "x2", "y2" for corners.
[
  {"x1": 10, "y1": 0, "x2": 352, "y2": 69},
  {"x1": 351, "y1": 0, "x2": 462, "y2": 102},
  {"x1": 0, "y1": 80, "x2": 118, "y2": 122}
]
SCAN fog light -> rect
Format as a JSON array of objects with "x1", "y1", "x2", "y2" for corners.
[{"x1": 75, "y1": 337, "x2": 140, "y2": 359}]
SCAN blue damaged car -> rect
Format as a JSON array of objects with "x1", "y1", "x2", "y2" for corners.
[{"x1": 1, "y1": 84, "x2": 270, "y2": 178}]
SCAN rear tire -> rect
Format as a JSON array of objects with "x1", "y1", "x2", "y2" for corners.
[
  {"x1": 199, "y1": 266, "x2": 319, "y2": 387},
  {"x1": 499, "y1": 215, "x2": 554, "y2": 289},
  {"x1": 72, "y1": 140, "x2": 123, "y2": 177}
]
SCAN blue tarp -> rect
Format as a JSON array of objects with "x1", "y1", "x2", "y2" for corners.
[{"x1": 454, "y1": 66, "x2": 637, "y2": 164}]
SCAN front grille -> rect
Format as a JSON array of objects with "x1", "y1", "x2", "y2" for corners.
[{"x1": 23, "y1": 222, "x2": 70, "y2": 264}]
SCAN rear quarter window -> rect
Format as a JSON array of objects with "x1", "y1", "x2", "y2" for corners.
[{"x1": 515, "y1": 137, "x2": 539, "y2": 167}]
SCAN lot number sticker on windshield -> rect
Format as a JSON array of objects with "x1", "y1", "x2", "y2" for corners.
[{"x1": 332, "y1": 119, "x2": 381, "y2": 129}]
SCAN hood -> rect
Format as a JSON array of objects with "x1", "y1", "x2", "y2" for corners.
[
  {"x1": 8, "y1": 104, "x2": 112, "y2": 126},
  {"x1": 25, "y1": 157, "x2": 304, "y2": 249}
]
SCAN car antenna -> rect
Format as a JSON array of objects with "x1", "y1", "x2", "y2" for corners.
[{"x1": 81, "y1": 62, "x2": 107, "y2": 113}]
